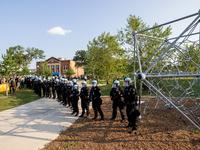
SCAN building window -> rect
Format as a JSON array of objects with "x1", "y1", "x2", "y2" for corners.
[
  {"x1": 63, "y1": 65, "x2": 65, "y2": 73},
  {"x1": 65, "y1": 65, "x2": 68, "y2": 70},
  {"x1": 57, "y1": 65, "x2": 59, "y2": 72},
  {"x1": 52, "y1": 65, "x2": 54, "y2": 72}
]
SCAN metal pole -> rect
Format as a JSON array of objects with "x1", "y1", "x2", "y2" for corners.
[
  {"x1": 146, "y1": 74, "x2": 200, "y2": 78},
  {"x1": 168, "y1": 32, "x2": 200, "y2": 40},
  {"x1": 145, "y1": 79, "x2": 200, "y2": 130},
  {"x1": 136, "y1": 34, "x2": 165, "y2": 40},
  {"x1": 135, "y1": 41, "x2": 167, "y2": 74},
  {"x1": 145, "y1": 15, "x2": 200, "y2": 75},
  {"x1": 133, "y1": 32, "x2": 137, "y2": 88},
  {"x1": 199, "y1": 20, "x2": 200, "y2": 94},
  {"x1": 134, "y1": 34, "x2": 143, "y2": 73},
  {"x1": 137, "y1": 12, "x2": 199, "y2": 34}
]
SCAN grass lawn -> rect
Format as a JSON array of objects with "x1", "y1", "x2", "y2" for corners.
[{"x1": 0, "y1": 89, "x2": 41, "y2": 112}]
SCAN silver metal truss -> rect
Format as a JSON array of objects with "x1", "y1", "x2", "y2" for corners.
[{"x1": 133, "y1": 10, "x2": 200, "y2": 130}]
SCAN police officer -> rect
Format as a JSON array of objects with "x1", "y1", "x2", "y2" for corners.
[
  {"x1": 110, "y1": 80, "x2": 125, "y2": 123},
  {"x1": 80, "y1": 81, "x2": 90, "y2": 118},
  {"x1": 47, "y1": 77, "x2": 52, "y2": 98},
  {"x1": 42, "y1": 78, "x2": 47, "y2": 97},
  {"x1": 123, "y1": 77, "x2": 140, "y2": 134},
  {"x1": 37, "y1": 78, "x2": 43, "y2": 97},
  {"x1": 59, "y1": 78, "x2": 65, "y2": 103},
  {"x1": 9, "y1": 76, "x2": 15, "y2": 94},
  {"x1": 67, "y1": 81, "x2": 73, "y2": 108},
  {"x1": 63, "y1": 79, "x2": 68, "y2": 106},
  {"x1": 72, "y1": 79, "x2": 77, "y2": 86},
  {"x1": 56, "y1": 79, "x2": 61, "y2": 101},
  {"x1": 89, "y1": 80, "x2": 104, "y2": 121},
  {"x1": 52, "y1": 77, "x2": 57, "y2": 99},
  {"x1": 70, "y1": 84, "x2": 79, "y2": 116}
]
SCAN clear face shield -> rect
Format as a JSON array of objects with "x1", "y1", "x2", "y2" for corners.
[
  {"x1": 123, "y1": 81, "x2": 129, "y2": 87},
  {"x1": 67, "y1": 82, "x2": 72, "y2": 86},
  {"x1": 112, "y1": 84, "x2": 116, "y2": 88},
  {"x1": 82, "y1": 83, "x2": 86, "y2": 87},
  {"x1": 92, "y1": 82, "x2": 97, "y2": 87}
]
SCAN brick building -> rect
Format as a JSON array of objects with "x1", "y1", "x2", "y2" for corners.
[{"x1": 36, "y1": 57, "x2": 84, "y2": 77}]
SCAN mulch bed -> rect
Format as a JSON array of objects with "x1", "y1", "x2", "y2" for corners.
[{"x1": 41, "y1": 98, "x2": 200, "y2": 150}]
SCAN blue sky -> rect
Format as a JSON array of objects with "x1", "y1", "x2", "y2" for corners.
[{"x1": 0, "y1": 0, "x2": 200, "y2": 69}]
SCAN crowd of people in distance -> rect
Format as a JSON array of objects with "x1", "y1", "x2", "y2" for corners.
[{"x1": 7, "y1": 75, "x2": 140, "y2": 134}]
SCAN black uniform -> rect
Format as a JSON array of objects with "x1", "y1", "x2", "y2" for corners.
[
  {"x1": 110, "y1": 86, "x2": 125, "y2": 122},
  {"x1": 37, "y1": 80, "x2": 43, "y2": 97},
  {"x1": 56, "y1": 82, "x2": 60, "y2": 101},
  {"x1": 123, "y1": 85, "x2": 139, "y2": 133},
  {"x1": 9, "y1": 78, "x2": 15, "y2": 94},
  {"x1": 47, "y1": 81, "x2": 52, "y2": 98},
  {"x1": 80, "y1": 86, "x2": 90, "y2": 117},
  {"x1": 26, "y1": 78, "x2": 30, "y2": 89},
  {"x1": 42, "y1": 81, "x2": 47, "y2": 97},
  {"x1": 67, "y1": 85, "x2": 73, "y2": 107},
  {"x1": 71, "y1": 88, "x2": 79, "y2": 116},
  {"x1": 63, "y1": 84, "x2": 68, "y2": 105},
  {"x1": 59, "y1": 82, "x2": 64, "y2": 103},
  {"x1": 52, "y1": 80, "x2": 57, "y2": 99},
  {"x1": 89, "y1": 86, "x2": 104, "y2": 120},
  {"x1": 33, "y1": 79, "x2": 38, "y2": 94}
]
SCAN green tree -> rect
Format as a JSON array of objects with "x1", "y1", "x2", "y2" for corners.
[
  {"x1": 66, "y1": 67, "x2": 75, "y2": 78},
  {"x1": 21, "y1": 67, "x2": 30, "y2": 75},
  {"x1": 117, "y1": 15, "x2": 172, "y2": 74},
  {"x1": 0, "y1": 49, "x2": 19, "y2": 96},
  {"x1": 73, "y1": 50, "x2": 87, "y2": 67},
  {"x1": 178, "y1": 44, "x2": 199, "y2": 72},
  {"x1": 6, "y1": 45, "x2": 45, "y2": 69},
  {"x1": 36, "y1": 62, "x2": 51, "y2": 78},
  {"x1": 86, "y1": 32, "x2": 126, "y2": 84}
]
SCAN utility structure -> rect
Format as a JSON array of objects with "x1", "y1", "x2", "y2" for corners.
[{"x1": 132, "y1": 10, "x2": 200, "y2": 130}]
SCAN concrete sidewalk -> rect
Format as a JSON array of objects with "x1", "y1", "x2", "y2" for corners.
[{"x1": 0, "y1": 97, "x2": 81, "y2": 150}]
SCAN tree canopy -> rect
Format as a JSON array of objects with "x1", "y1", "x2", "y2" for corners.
[
  {"x1": 86, "y1": 32, "x2": 126, "y2": 84},
  {"x1": 73, "y1": 50, "x2": 87, "y2": 68},
  {"x1": 21, "y1": 67, "x2": 30, "y2": 75},
  {"x1": 6, "y1": 45, "x2": 45, "y2": 69},
  {"x1": 117, "y1": 15, "x2": 172, "y2": 74},
  {"x1": 36, "y1": 62, "x2": 51, "y2": 78},
  {"x1": 66, "y1": 67, "x2": 75, "y2": 77},
  {"x1": 0, "y1": 48, "x2": 19, "y2": 80}
]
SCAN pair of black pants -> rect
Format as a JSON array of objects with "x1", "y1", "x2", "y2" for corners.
[
  {"x1": 43, "y1": 89, "x2": 46, "y2": 97},
  {"x1": 92, "y1": 101, "x2": 104, "y2": 119},
  {"x1": 52, "y1": 89, "x2": 56, "y2": 99},
  {"x1": 72, "y1": 99, "x2": 79, "y2": 114},
  {"x1": 48, "y1": 88, "x2": 52, "y2": 98},
  {"x1": 81, "y1": 99, "x2": 89, "y2": 116},
  {"x1": 68, "y1": 96, "x2": 72, "y2": 107},
  {"x1": 112, "y1": 101, "x2": 125, "y2": 120},
  {"x1": 10, "y1": 86, "x2": 15, "y2": 94},
  {"x1": 126, "y1": 104, "x2": 137, "y2": 130}
]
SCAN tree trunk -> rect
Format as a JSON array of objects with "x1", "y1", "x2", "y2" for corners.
[
  {"x1": 106, "y1": 80, "x2": 109, "y2": 84},
  {"x1": 6, "y1": 81, "x2": 8, "y2": 96}
]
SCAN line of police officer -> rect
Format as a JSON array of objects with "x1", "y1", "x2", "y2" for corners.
[
  {"x1": 24, "y1": 75, "x2": 139, "y2": 134},
  {"x1": 110, "y1": 78, "x2": 140, "y2": 134}
]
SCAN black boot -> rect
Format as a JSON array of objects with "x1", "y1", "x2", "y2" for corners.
[{"x1": 129, "y1": 129, "x2": 137, "y2": 134}]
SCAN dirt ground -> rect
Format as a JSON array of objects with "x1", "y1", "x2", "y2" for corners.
[{"x1": 41, "y1": 98, "x2": 200, "y2": 150}]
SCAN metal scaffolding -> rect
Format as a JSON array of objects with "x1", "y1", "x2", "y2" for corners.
[{"x1": 133, "y1": 10, "x2": 200, "y2": 130}]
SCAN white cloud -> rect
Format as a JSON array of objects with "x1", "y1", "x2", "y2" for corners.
[{"x1": 46, "y1": 27, "x2": 71, "y2": 35}]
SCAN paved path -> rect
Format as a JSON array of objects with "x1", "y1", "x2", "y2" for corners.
[
  {"x1": 0, "y1": 82, "x2": 107, "y2": 150},
  {"x1": 0, "y1": 98, "x2": 81, "y2": 150}
]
